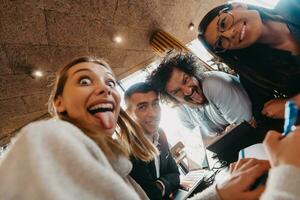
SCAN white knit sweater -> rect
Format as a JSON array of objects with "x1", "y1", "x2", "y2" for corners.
[
  {"x1": 261, "y1": 165, "x2": 300, "y2": 200},
  {"x1": 0, "y1": 119, "x2": 147, "y2": 200}
]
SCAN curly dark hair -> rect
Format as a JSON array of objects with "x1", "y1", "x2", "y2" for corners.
[{"x1": 147, "y1": 51, "x2": 206, "y2": 105}]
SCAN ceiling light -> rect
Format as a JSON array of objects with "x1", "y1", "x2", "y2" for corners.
[
  {"x1": 188, "y1": 23, "x2": 195, "y2": 31},
  {"x1": 32, "y1": 70, "x2": 43, "y2": 78},
  {"x1": 113, "y1": 36, "x2": 123, "y2": 43}
]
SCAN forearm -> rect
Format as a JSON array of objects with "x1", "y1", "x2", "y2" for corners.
[{"x1": 261, "y1": 165, "x2": 300, "y2": 200}]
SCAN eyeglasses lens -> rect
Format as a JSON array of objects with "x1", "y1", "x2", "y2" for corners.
[{"x1": 214, "y1": 12, "x2": 234, "y2": 52}]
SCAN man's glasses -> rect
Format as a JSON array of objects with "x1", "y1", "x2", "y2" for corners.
[{"x1": 213, "y1": 9, "x2": 234, "y2": 53}]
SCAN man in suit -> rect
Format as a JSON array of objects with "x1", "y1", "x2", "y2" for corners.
[{"x1": 125, "y1": 82, "x2": 180, "y2": 199}]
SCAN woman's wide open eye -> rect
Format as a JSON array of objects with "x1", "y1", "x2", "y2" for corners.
[
  {"x1": 79, "y1": 77, "x2": 92, "y2": 86},
  {"x1": 107, "y1": 79, "x2": 116, "y2": 88}
]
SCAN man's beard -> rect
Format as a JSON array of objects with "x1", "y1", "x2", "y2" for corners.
[{"x1": 184, "y1": 77, "x2": 207, "y2": 106}]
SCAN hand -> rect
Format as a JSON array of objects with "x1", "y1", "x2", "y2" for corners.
[
  {"x1": 155, "y1": 182, "x2": 164, "y2": 194},
  {"x1": 229, "y1": 158, "x2": 270, "y2": 175},
  {"x1": 261, "y1": 98, "x2": 286, "y2": 119},
  {"x1": 223, "y1": 123, "x2": 237, "y2": 134},
  {"x1": 263, "y1": 127, "x2": 300, "y2": 167},
  {"x1": 217, "y1": 159, "x2": 270, "y2": 200},
  {"x1": 248, "y1": 118, "x2": 257, "y2": 128}
]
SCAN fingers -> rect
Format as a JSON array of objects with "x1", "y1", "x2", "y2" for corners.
[
  {"x1": 263, "y1": 130, "x2": 283, "y2": 155},
  {"x1": 229, "y1": 162, "x2": 236, "y2": 173},
  {"x1": 261, "y1": 106, "x2": 272, "y2": 117},
  {"x1": 231, "y1": 159, "x2": 255, "y2": 173},
  {"x1": 261, "y1": 107, "x2": 268, "y2": 116},
  {"x1": 229, "y1": 158, "x2": 270, "y2": 175},
  {"x1": 232, "y1": 159, "x2": 248, "y2": 172},
  {"x1": 244, "y1": 185, "x2": 265, "y2": 200},
  {"x1": 224, "y1": 123, "x2": 237, "y2": 133},
  {"x1": 248, "y1": 118, "x2": 257, "y2": 128},
  {"x1": 238, "y1": 159, "x2": 270, "y2": 173},
  {"x1": 263, "y1": 99, "x2": 275, "y2": 107},
  {"x1": 261, "y1": 99, "x2": 276, "y2": 117},
  {"x1": 243, "y1": 163, "x2": 269, "y2": 185},
  {"x1": 262, "y1": 99, "x2": 286, "y2": 119}
]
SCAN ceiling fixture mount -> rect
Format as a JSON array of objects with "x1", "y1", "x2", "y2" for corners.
[{"x1": 188, "y1": 22, "x2": 195, "y2": 31}]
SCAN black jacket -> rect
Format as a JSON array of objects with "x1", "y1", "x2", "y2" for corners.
[{"x1": 130, "y1": 129, "x2": 180, "y2": 200}]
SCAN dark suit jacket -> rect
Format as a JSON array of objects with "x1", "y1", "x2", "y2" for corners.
[{"x1": 130, "y1": 129, "x2": 180, "y2": 200}]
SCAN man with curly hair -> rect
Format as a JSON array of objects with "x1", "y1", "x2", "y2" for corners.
[{"x1": 147, "y1": 51, "x2": 253, "y2": 139}]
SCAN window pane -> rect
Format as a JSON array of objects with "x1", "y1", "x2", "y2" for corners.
[{"x1": 230, "y1": 0, "x2": 280, "y2": 9}]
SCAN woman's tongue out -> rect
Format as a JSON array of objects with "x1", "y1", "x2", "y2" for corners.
[{"x1": 93, "y1": 111, "x2": 115, "y2": 129}]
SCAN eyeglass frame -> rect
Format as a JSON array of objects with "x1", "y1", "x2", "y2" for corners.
[{"x1": 213, "y1": 8, "x2": 235, "y2": 53}]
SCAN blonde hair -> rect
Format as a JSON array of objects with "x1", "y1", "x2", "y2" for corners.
[{"x1": 48, "y1": 56, "x2": 158, "y2": 162}]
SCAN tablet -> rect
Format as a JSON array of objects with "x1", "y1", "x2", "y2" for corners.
[{"x1": 206, "y1": 121, "x2": 255, "y2": 163}]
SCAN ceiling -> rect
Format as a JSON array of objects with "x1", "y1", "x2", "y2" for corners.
[{"x1": 0, "y1": 0, "x2": 225, "y2": 145}]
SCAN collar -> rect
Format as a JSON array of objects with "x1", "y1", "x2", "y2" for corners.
[{"x1": 146, "y1": 131, "x2": 160, "y2": 146}]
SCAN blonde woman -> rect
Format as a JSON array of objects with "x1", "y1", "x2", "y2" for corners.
[{"x1": 0, "y1": 56, "x2": 157, "y2": 200}]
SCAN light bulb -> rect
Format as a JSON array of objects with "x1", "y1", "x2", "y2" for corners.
[
  {"x1": 113, "y1": 36, "x2": 122, "y2": 43},
  {"x1": 33, "y1": 70, "x2": 43, "y2": 78}
]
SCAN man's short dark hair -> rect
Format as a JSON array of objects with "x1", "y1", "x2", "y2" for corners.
[
  {"x1": 147, "y1": 51, "x2": 206, "y2": 104},
  {"x1": 124, "y1": 82, "x2": 158, "y2": 109}
]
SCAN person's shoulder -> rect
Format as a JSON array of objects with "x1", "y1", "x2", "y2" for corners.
[
  {"x1": 204, "y1": 71, "x2": 235, "y2": 80},
  {"x1": 23, "y1": 118, "x2": 77, "y2": 130},
  {"x1": 20, "y1": 118, "x2": 82, "y2": 139},
  {"x1": 158, "y1": 128, "x2": 168, "y2": 142},
  {"x1": 14, "y1": 118, "x2": 108, "y2": 163},
  {"x1": 17, "y1": 118, "x2": 94, "y2": 149},
  {"x1": 203, "y1": 71, "x2": 237, "y2": 89}
]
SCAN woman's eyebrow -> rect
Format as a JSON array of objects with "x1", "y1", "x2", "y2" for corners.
[
  {"x1": 71, "y1": 68, "x2": 91, "y2": 76},
  {"x1": 71, "y1": 68, "x2": 114, "y2": 79},
  {"x1": 105, "y1": 71, "x2": 115, "y2": 78}
]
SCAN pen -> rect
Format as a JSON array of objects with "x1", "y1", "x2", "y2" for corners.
[
  {"x1": 240, "y1": 149, "x2": 245, "y2": 159},
  {"x1": 283, "y1": 100, "x2": 299, "y2": 136}
]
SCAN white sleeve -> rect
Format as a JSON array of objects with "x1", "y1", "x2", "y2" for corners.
[
  {"x1": 261, "y1": 165, "x2": 300, "y2": 200},
  {"x1": 188, "y1": 184, "x2": 221, "y2": 200},
  {"x1": 0, "y1": 119, "x2": 140, "y2": 200},
  {"x1": 203, "y1": 73, "x2": 253, "y2": 124}
]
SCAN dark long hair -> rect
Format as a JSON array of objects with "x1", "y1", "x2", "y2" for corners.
[
  {"x1": 198, "y1": 3, "x2": 280, "y2": 54},
  {"x1": 197, "y1": 2, "x2": 297, "y2": 96}
]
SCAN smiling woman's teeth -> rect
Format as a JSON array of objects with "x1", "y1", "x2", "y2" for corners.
[
  {"x1": 240, "y1": 23, "x2": 246, "y2": 41},
  {"x1": 88, "y1": 103, "x2": 113, "y2": 115},
  {"x1": 89, "y1": 103, "x2": 113, "y2": 111}
]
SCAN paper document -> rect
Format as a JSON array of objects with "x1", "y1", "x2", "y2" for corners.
[{"x1": 239, "y1": 143, "x2": 268, "y2": 160}]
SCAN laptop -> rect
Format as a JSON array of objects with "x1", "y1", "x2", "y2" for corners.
[{"x1": 174, "y1": 169, "x2": 206, "y2": 200}]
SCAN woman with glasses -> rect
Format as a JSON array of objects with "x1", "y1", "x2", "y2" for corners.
[{"x1": 198, "y1": 0, "x2": 300, "y2": 128}]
